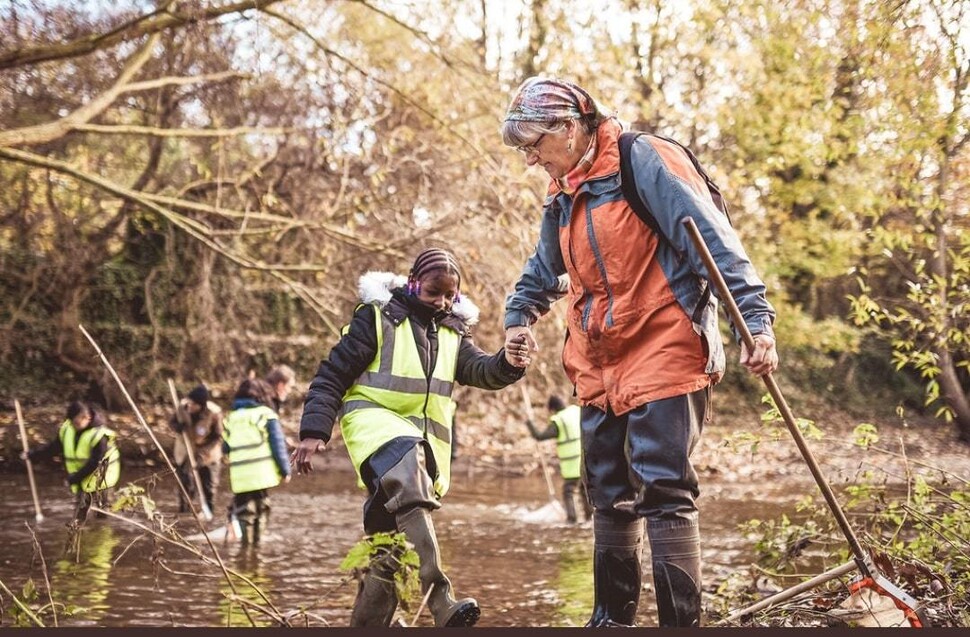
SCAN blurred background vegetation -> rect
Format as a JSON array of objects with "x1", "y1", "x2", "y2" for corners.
[{"x1": 0, "y1": 0, "x2": 967, "y2": 444}]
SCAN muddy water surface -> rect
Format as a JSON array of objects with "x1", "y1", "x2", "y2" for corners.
[{"x1": 0, "y1": 460, "x2": 798, "y2": 628}]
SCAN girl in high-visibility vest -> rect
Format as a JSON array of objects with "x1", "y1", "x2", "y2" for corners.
[
  {"x1": 26, "y1": 401, "x2": 121, "y2": 523},
  {"x1": 292, "y1": 248, "x2": 527, "y2": 628},
  {"x1": 222, "y1": 378, "x2": 291, "y2": 545}
]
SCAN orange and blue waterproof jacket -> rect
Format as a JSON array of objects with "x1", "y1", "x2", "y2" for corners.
[{"x1": 504, "y1": 118, "x2": 775, "y2": 415}]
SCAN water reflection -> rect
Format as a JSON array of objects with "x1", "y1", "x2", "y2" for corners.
[
  {"x1": 218, "y1": 549, "x2": 276, "y2": 627},
  {"x1": 52, "y1": 524, "x2": 119, "y2": 625},
  {"x1": 552, "y1": 539, "x2": 593, "y2": 627}
]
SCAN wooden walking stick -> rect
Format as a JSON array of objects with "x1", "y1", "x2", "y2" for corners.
[
  {"x1": 519, "y1": 384, "x2": 562, "y2": 511},
  {"x1": 682, "y1": 217, "x2": 927, "y2": 627},
  {"x1": 14, "y1": 399, "x2": 44, "y2": 523},
  {"x1": 167, "y1": 379, "x2": 214, "y2": 521}
]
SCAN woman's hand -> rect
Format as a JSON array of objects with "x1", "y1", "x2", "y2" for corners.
[
  {"x1": 505, "y1": 326, "x2": 538, "y2": 368},
  {"x1": 290, "y1": 438, "x2": 324, "y2": 475},
  {"x1": 740, "y1": 334, "x2": 779, "y2": 377}
]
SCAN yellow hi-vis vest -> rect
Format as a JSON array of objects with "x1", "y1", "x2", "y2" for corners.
[
  {"x1": 552, "y1": 405, "x2": 582, "y2": 480},
  {"x1": 59, "y1": 420, "x2": 121, "y2": 494},
  {"x1": 340, "y1": 304, "x2": 460, "y2": 497},
  {"x1": 223, "y1": 405, "x2": 282, "y2": 494}
]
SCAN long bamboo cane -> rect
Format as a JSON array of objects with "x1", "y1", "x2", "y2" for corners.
[
  {"x1": 14, "y1": 399, "x2": 44, "y2": 523},
  {"x1": 167, "y1": 378, "x2": 214, "y2": 521},
  {"x1": 77, "y1": 323, "x2": 256, "y2": 626}
]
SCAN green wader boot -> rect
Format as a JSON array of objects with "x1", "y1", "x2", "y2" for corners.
[
  {"x1": 396, "y1": 507, "x2": 480, "y2": 627},
  {"x1": 647, "y1": 516, "x2": 702, "y2": 627},
  {"x1": 349, "y1": 547, "x2": 401, "y2": 627}
]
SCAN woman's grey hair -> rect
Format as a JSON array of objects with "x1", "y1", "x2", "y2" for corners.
[
  {"x1": 501, "y1": 119, "x2": 569, "y2": 149},
  {"x1": 501, "y1": 117, "x2": 599, "y2": 149}
]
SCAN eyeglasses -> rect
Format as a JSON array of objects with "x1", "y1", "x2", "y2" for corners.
[{"x1": 516, "y1": 133, "x2": 546, "y2": 157}]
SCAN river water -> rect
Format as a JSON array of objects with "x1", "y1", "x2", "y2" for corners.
[{"x1": 0, "y1": 459, "x2": 799, "y2": 628}]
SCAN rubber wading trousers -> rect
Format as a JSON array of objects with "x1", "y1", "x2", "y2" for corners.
[
  {"x1": 397, "y1": 506, "x2": 480, "y2": 627},
  {"x1": 351, "y1": 440, "x2": 478, "y2": 627},
  {"x1": 581, "y1": 387, "x2": 708, "y2": 627},
  {"x1": 350, "y1": 546, "x2": 402, "y2": 627}
]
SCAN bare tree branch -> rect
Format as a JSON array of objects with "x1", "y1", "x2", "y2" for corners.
[
  {"x1": 0, "y1": 33, "x2": 159, "y2": 147},
  {"x1": 261, "y1": 7, "x2": 500, "y2": 172},
  {"x1": 123, "y1": 70, "x2": 248, "y2": 92},
  {"x1": 0, "y1": 0, "x2": 285, "y2": 69},
  {"x1": 0, "y1": 145, "x2": 341, "y2": 334},
  {"x1": 72, "y1": 123, "x2": 293, "y2": 138}
]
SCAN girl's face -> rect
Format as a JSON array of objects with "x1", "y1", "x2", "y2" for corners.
[
  {"x1": 73, "y1": 412, "x2": 92, "y2": 429},
  {"x1": 416, "y1": 270, "x2": 460, "y2": 313}
]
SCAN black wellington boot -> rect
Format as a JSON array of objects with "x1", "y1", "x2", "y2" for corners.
[
  {"x1": 396, "y1": 507, "x2": 480, "y2": 627},
  {"x1": 349, "y1": 547, "x2": 401, "y2": 627},
  {"x1": 647, "y1": 516, "x2": 702, "y2": 627},
  {"x1": 585, "y1": 512, "x2": 644, "y2": 627}
]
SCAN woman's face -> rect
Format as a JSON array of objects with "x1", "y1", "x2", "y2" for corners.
[
  {"x1": 520, "y1": 120, "x2": 581, "y2": 180},
  {"x1": 416, "y1": 270, "x2": 460, "y2": 313}
]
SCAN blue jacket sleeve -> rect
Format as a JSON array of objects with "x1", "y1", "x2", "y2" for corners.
[
  {"x1": 266, "y1": 418, "x2": 291, "y2": 478},
  {"x1": 504, "y1": 197, "x2": 569, "y2": 329},
  {"x1": 629, "y1": 137, "x2": 775, "y2": 341}
]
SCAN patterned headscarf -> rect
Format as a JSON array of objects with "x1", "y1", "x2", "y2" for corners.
[{"x1": 504, "y1": 76, "x2": 609, "y2": 124}]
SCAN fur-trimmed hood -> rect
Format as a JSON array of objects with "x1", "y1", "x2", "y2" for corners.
[{"x1": 357, "y1": 271, "x2": 480, "y2": 326}]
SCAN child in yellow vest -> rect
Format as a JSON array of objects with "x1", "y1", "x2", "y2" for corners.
[
  {"x1": 292, "y1": 247, "x2": 527, "y2": 627},
  {"x1": 26, "y1": 401, "x2": 121, "y2": 523},
  {"x1": 222, "y1": 378, "x2": 290, "y2": 545}
]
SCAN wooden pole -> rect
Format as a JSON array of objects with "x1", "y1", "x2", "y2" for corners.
[
  {"x1": 167, "y1": 378, "x2": 214, "y2": 521},
  {"x1": 519, "y1": 384, "x2": 560, "y2": 505},
  {"x1": 682, "y1": 217, "x2": 924, "y2": 624},
  {"x1": 14, "y1": 399, "x2": 44, "y2": 523}
]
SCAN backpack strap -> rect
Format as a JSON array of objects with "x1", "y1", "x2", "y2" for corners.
[
  {"x1": 619, "y1": 131, "x2": 731, "y2": 221},
  {"x1": 618, "y1": 130, "x2": 719, "y2": 324},
  {"x1": 618, "y1": 131, "x2": 664, "y2": 240}
]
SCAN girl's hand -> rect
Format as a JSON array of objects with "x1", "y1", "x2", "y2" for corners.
[{"x1": 290, "y1": 438, "x2": 324, "y2": 475}]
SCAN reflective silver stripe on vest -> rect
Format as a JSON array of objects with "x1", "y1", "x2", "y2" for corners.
[
  {"x1": 356, "y1": 371, "x2": 454, "y2": 396},
  {"x1": 231, "y1": 441, "x2": 267, "y2": 451},
  {"x1": 342, "y1": 399, "x2": 452, "y2": 445},
  {"x1": 230, "y1": 456, "x2": 274, "y2": 467},
  {"x1": 367, "y1": 315, "x2": 454, "y2": 396}
]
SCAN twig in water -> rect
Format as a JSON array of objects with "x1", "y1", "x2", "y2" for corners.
[
  {"x1": 77, "y1": 323, "x2": 257, "y2": 626},
  {"x1": 26, "y1": 522, "x2": 57, "y2": 626}
]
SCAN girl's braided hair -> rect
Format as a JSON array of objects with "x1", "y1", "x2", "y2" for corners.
[{"x1": 408, "y1": 248, "x2": 462, "y2": 291}]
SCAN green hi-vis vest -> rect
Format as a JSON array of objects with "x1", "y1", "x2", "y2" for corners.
[
  {"x1": 59, "y1": 420, "x2": 121, "y2": 494},
  {"x1": 552, "y1": 405, "x2": 582, "y2": 480},
  {"x1": 340, "y1": 304, "x2": 460, "y2": 497},
  {"x1": 223, "y1": 405, "x2": 282, "y2": 494}
]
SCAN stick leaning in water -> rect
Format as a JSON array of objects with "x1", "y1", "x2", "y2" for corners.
[
  {"x1": 167, "y1": 378, "x2": 214, "y2": 521},
  {"x1": 14, "y1": 399, "x2": 44, "y2": 523},
  {"x1": 519, "y1": 384, "x2": 561, "y2": 508},
  {"x1": 77, "y1": 323, "x2": 256, "y2": 627},
  {"x1": 681, "y1": 217, "x2": 926, "y2": 627}
]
